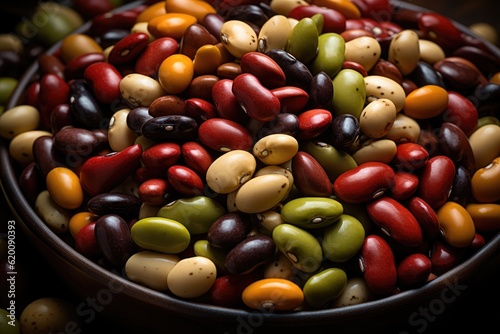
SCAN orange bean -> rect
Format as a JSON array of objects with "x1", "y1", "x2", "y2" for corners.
[
  {"x1": 158, "y1": 54, "x2": 194, "y2": 94},
  {"x1": 436, "y1": 201, "x2": 476, "y2": 248},
  {"x1": 242, "y1": 278, "x2": 304, "y2": 311},
  {"x1": 69, "y1": 211, "x2": 99, "y2": 238},
  {"x1": 46, "y1": 167, "x2": 84, "y2": 210},
  {"x1": 147, "y1": 13, "x2": 197, "y2": 40}
]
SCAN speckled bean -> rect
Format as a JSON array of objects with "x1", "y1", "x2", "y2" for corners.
[
  {"x1": 35, "y1": 190, "x2": 72, "y2": 234},
  {"x1": 167, "y1": 256, "x2": 217, "y2": 298},
  {"x1": 384, "y1": 113, "x2": 421, "y2": 144},
  {"x1": 344, "y1": 36, "x2": 380, "y2": 72},
  {"x1": 360, "y1": 98, "x2": 397, "y2": 139},
  {"x1": 125, "y1": 251, "x2": 179, "y2": 291},
  {"x1": 206, "y1": 149, "x2": 256, "y2": 193},
  {"x1": 364, "y1": 75, "x2": 406, "y2": 112},
  {"x1": 234, "y1": 173, "x2": 291, "y2": 213},
  {"x1": 388, "y1": 29, "x2": 420, "y2": 75}
]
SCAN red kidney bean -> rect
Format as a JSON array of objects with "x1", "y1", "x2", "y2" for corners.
[
  {"x1": 133, "y1": 166, "x2": 166, "y2": 185},
  {"x1": 391, "y1": 171, "x2": 419, "y2": 201},
  {"x1": 367, "y1": 196, "x2": 423, "y2": 247},
  {"x1": 24, "y1": 81, "x2": 40, "y2": 108},
  {"x1": 392, "y1": 142, "x2": 429, "y2": 172},
  {"x1": 126, "y1": 107, "x2": 153, "y2": 136},
  {"x1": 341, "y1": 28, "x2": 374, "y2": 42},
  {"x1": 333, "y1": 162, "x2": 395, "y2": 203},
  {"x1": 79, "y1": 144, "x2": 142, "y2": 196},
  {"x1": 148, "y1": 95, "x2": 187, "y2": 117},
  {"x1": 180, "y1": 24, "x2": 219, "y2": 60},
  {"x1": 210, "y1": 271, "x2": 261, "y2": 307},
  {"x1": 38, "y1": 54, "x2": 65, "y2": 79},
  {"x1": 438, "y1": 122, "x2": 475, "y2": 175},
  {"x1": 141, "y1": 142, "x2": 181, "y2": 171},
  {"x1": 185, "y1": 97, "x2": 218, "y2": 123},
  {"x1": 417, "y1": 155, "x2": 456, "y2": 209},
  {"x1": 342, "y1": 60, "x2": 368, "y2": 77},
  {"x1": 166, "y1": 165, "x2": 204, "y2": 196},
  {"x1": 232, "y1": 73, "x2": 281, "y2": 122},
  {"x1": 440, "y1": 91, "x2": 478, "y2": 137},
  {"x1": 240, "y1": 51, "x2": 286, "y2": 89},
  {"x1": 39, "y1": 73, "x2": 70, "y2": 130},
  {"x1": 257, "y1": 113, "x2": 300, "y2": 139},
  {"x1": 359, "y1": 234, "x2": 397, "y2": 296},
  {"x1": 271, "y1": 86, "x2": 309, "y2": 115},
  {"x1": 187, "y1": 74, "x2": 220, "y2": 102},
  {"x1": 224, "y1": 234, "x2": 275, "y2": 275},
  {"x1": 89, "y1": 6, "x2": 145, "y2": 35},
  {"x1": 135, "y1": 37, "x2": 179, "y2": 77},
  {"x1": 429, "y1": 239, "x2": 465, "y2": 275},
  {"x1": 405, "y1": 196, "x2": 440, "y2": 240},
  {"x1": 83, "y1": 62, "x2": 123, "y2": 104},
  {"x1": 64, "y1": 52, "x2": 106, "y2": 80},
  {"x1": 75, "y1": 221, "x2": 100, "y2": 259},
  {"x1": 397, "y1": 253, "x2": 432, "y2": 287},
  {"x1": 309, "y1": 71, "x2": 334, "y2": 110},
  {"x1": 69, "y1": 79, "x2": 107, "y2": 129},
  {"x1": 265, "y1": 49, "x2": 313, "y2": 91},
  {"x1": 88, "y1": 193, "x2": 142, "y2": 218},
  {"x1": 138, "y1": 178, "x2": 170, "y2": 206},
  {"x1": 292, "y1": 151, "x2": 333, "y2": 197},
  {"x1": 296, "y1": 108, "x2": 333, "y2": 141},
  {"x1": 211, "y1": 79, "x2": 248, "y2": 124},
  {"x1": 32, "y1": 136, "x2": 66, "y2": 177},
  {"x1": 289, "y1": 4, "x2": 346, "y2": 34},
  {"x1": 181, "y1": 141, "x2": 214, "y2": 176},
  {"x1": 417, "y1": 12, "x2": 464, "y2": 50},
  {"x1": 198, "y1": 118, "x2": 253, "y2": 152},
  {"x1": 329, "y1": 114, "x2": 360, "y2": 152},
  {"x1": 448, "y1": 165, "x2": 472, "y2": 207},
  {"x1": 207, "y1": 212, "x2": 251, "y2": 249},
  {"x1": 107, "y1": 32, "x2": 150, "y2": 65},
  {"x1": 73, "y1": 0, "x2": 115, "y2": 20},
  {"x1": 94, "y1": 214, "x2": 136, "y2": 267},
  {"x1": 433, "y1": 60, "x2": 481, "y2": 93},
  {"x1": 19, "y1": 162, "x2": 44, "y2": 206},
  {"x1": 369, "y1": 59, "x2": 403, "y2": 85},
  {"x1": 141, "y1": 115, "x2": 199, "y2": 142},
  {"x1": 53, "y1": 126, "x2": 100, "y2": 157}
]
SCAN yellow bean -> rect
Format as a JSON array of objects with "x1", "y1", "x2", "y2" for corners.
[
  {"x1": 436, "y1": 202, "x2": 476, "y2": 248},
  {"x1": 466, "y1": 203, "x2": 500, "y2": 232},
  {"x1": 471, "y1": 156, "x2": 500, "y2": 203}
]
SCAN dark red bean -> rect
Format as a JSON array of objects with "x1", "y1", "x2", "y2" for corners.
[
  {"x1": 141, "y1": 142, "x2": 181, "y2": 171},
  {"x1": 208, "y1": 212, "x2": 251, "y2": 249},
  {"x1": 367, "y1": 196, "x2": 423, "y2": 247},
  {"x1": 33, "y1": 136, "x2": 67, "y2": 177},
  {"x1": 390, "y1": 171, "x2": 419, "y2": 201},
  {"x1": 257, "y1": 113, "x2": 299, "y2": 139},
  {"x1": 440, "y1": 90, "x2": 478, "y2": 137},
  {"x1": 392, "y1": 142, "x2": 429, "y2": 172},
  {"x1": 135, "y1": 37, "x2": 179, "y2": 77},
  {"x1": 53, "y1": 126, "x2": 99, "y2": 156},
  {"x1": 429, "y1": 239, "x2": 464, "y2": 275},
  {"x1": 309, "y1": 71, "x2": 334, "y2": 110},
  {"x1": 38, "y1": 54, "x2": 65, "y2": 79},
  {"x1": 417, "y1": 155, "x2": 456, "y2": 209},
  {"x1": 198, "y1": 118, "x2": 253, "y2": 152},
  {"x1": 84, "y1": 62, "x2": 123, "y2": 104},
  {"x1": 210, "y1": 271, "x2": 261, "y2": 307},
  {"x1": 138, "y1": 178, "x2": 171, "y2": 206},
  {"x1": 397, "y1": 253, "x2": 432, "y2": 287},
  {"x1": 166, "y1": 165, "x2": 204, "y2": 196},
  {"x1": 64, "y1": 52, "x2": 106, "y2": 80},
  {"x1": 239, "y1": 51, "x2": 286, "y2": 89},
  {"x1": 417, "y1": 12, "x2": 464, "y2": 50},
  {"x1": 224, "y1": 4, "x2": 269, "y2": 28},
  {"x1": 292, "y1": 151, "x2": 332, "y2": 197},
  {"x1": 433, "y1": 60, "x2": 481, "y2": 93},
  {"x1": 333, "y1": 162, "x2": 395, "y2": 204},
  {"x1": 211, "y1": 79, "x2": 248, "y2": 124},
  {"x1": 359, "y1": 234, "x2": 397, "y2": 296},
  {"x1": 296, "y1": 108, "x2": 333, "y2": 141},
  {"x1": 39, "y1": 73, "x2": 70, "y2": 130},
  {"x1": 181, "y1": 141, "x2": 214, "y2": 176},
  {"x1": 184, "y1": 97, "x2": 218, "y2": 123},
  {"x1": 180, "y1": 23, "x2": 219, "y2": 60},
  {"x1": 288, "y1": 4, "x2": 346, "y2": 34},
  {"x1": 272, "y1": 86, "x2": 309, "y2": 115},
  {"x1": 405, "y1": 196, "x2": 440, "y2": 240},
  {"x1": 94, "y1": 214, "x2": 136, "y2": 267},
  {"x1": 75, "y1": 222, "x2": 100, "y2": 259},
  {"x1": 148, "y1": 95, "x2": 186, "y2": 117},
  {"x1": 369, "y1": 59, "x2": 403, "y2": 85},
  {"x1": 224, "y1": 234, "x2": 275, "y2": 275},
  {"x1": 438, "y1": 122, "x2": 475, "y2": 175},
  {"x1": 19, "y1": 162, "x2": 44, "y2": 206},
  {"x1": 448, "y1": 165, "x2": 472, "y2": 208}
]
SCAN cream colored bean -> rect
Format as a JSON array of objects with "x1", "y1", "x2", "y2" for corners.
[
  {"x1": 139, "y1": 203, "x2": 162, "y2": 219},
  {"x1": 35, "y1": 190, "x2": 72, "y2": 234},
  {"x1": 418, "y1": 39, "x2": 445, "y2": 65},
  {"x1": 253, "y1": 134, "x2": 299, "y2": 165},
  {"x1": 384, "y1": 113, "x2": 421, "y2": 144},
  {"x1": 258, "y1": 15, "x2": 292, "y2": 53},
  {"x1": 220, "y1": 20, "x2": 258, "y2": 58},
  {"x1": 235, "y1": 174, "x2": 290, "y2": 213},
  {"x1": 125, "y1": 251, "x2": 179, "y2": 291},
  {"x1": 120, "y1": 73, "x2": 166, "y2": 107},
  {"x1": 255, "y1": 210, "x2": 285, "y2": 233},
  {"x1": 360, "y1": 98, "x2": 397, "y2": 139},
  {"x1": 468, "y1": 124, "x2": 500, "y2": 169},
  {"x1": 131, "y1": 22, "x2": 155, "y2": 41},
  {"x1": 167, "y1": 256, "x2": 217, "y2": 298},
  {"x1": 206, "y1": 150, "x2": 257, "y2": 194},
  {"x1": 0, "y1": 105, "x2": 40, "y2": 139},
  {"x1": 333, "y1": 277, "x2": 374, "y2": 307},
  {"x1": 269, "y1": 0, "x2": 309, "y2": 16},
  {"x1": 344, "y1": 36, "x2": 381, "y2": 72},
  {"x1": 254, "y1": 165, "x2": 294, "y2": 199},
  {"x1": 388, "y1": 29, "x2": 420, "y2": 75},
  {"x1": 351, "y1": 138, "x2": 397, "y2": 165},
  {"x1": 108, "y1": 108, "x2": 138, "y2": 152},
  {"x1": 263, "y1": 252, "x2": 296, "y2": 280},
  {"x1": 9, "y1": 130, "x2": 52, "y2": 164},
  {"x1": 364, "y1": 75, "x2": 406, "y2": 112}
]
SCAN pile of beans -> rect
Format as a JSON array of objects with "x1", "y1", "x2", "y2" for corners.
[{"x1": 1, "y1": 0, "x2": 500, "y2": 312}]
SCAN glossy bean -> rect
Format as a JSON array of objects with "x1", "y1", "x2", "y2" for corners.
[
  {"x1": 281, "y1": 197, "x2": 343, "y2": 229},
  {"x1": 286, "y1": 17, "x2": 319, "y2": 64},
  {"x1": 272, "y1": 223, "x2": 322, "y2": 273},
  {"x1": 388, "y1": 29, "x2": 420, "y2": 75},
  {"x1": 292, "y1": 151, "x2": 332, "y2": 197},
  {"x1": 436, "y1": 201, "x2": 476, "y2": 248},
  {"x1": 120, "y1": 73, "x2": 166, "y2": 107},
  {"x1": 265, "y1": 48, "x2": 313, "y2": 91},
  {"x1": 35, "y1": 190, "x2": 72, "y2": 234},
  {"x1": 271, "y1": 86, "x2": 309, "y2": 114},
  {"x1": 418, "y1": 39, "x2": 445, "y2": 65},
  {"x1": 466, "y1": 203, "x2": 500, "y2": 232},
  {"x1": 330, "y1": 114, "x2": 361, "y2": 151},
  {"x1": 471, "y1": 157, "x2": 500, "y2": 203},
  {"x1": 404, "y1": 85, "x2": 448, "y2": 119},
  {"x1": 407, "y1": 61, "x2": 446, "y2": 88},
  {"x1": 303, "y1": 268, "x2": 347, "y2": 308},
  {"x1": 351, "y1": 138, "x2": 397, "y2": 165},
  {"x1": 60, "y1": 33, "x2": 103, "y2": 63},
  {"x1": 87, "y1": 193, "x2": 142, "y2": 218},
  {"x1": 211, "y1": 79, "x2": 248, "y2": 124},
  {"x1": 384, "y1": 113, "x2": 421, "y2": 144},
  {"x1": 239, "y1": 51, "x2": 286, "y2": 89},
  {"x1": 440, "y1": 90, "x2": 478, "y2": 137},
  {"x1": 242, "y1": 278, "x2": 303, "y2": 311},
  {"x1": 417, "y1": 13, "x2": 463, "y2": 50},
  {"x1": 210, "y1": 271, "x2": 262, "y2": 307},
  {"x1": 438, "y1": 122, "x2": 475, "y2": 175},
  {"x1": 141, "y1": 115, "x2": 198, "y2": 142},
  {"x1": 311, "y1": 32, "x2": 345, "y2": 77},
  {"x1": 125, "y1": 251, "x2": 179, "y2": 291},
  {"x1": 369, "y1": 59, "x2": 403, "y2": 85},
  {"x1": 253, "y1": 134, "x2": 298, "y2": 165},
  {"x1": 321, "y1": 214, "x2": 365, "y2": 262},
  {"x1": 181, "y1": 141, "x2": 214, "y2": 176},
  {"x1": 69, "y1": 79, "x2": 106, "y2": 129},
  {"x1": 333, "y1": 276, "x2": 374, "y2": 307},
  {"x1": 220, "y1": 20, "x2": 258, "y2": 58},
  {"x1": 392, "y1": 142, "x2": 429, "y2": 172},
  {"x1": 206, "y1": 149, "x2": 256, "y2": 193},
  {"x1": 430, "y1": 239, "x2": 464, "y2": 275},
  {"x1": 359, "y1": 234, "x2": 397, "y2": 296},
  {"x1": 167, "y1": 256, "x2": 217, "y2": 298},
  {"x1": 157, "y1": 196, "x2": 226, "y2": 235},
  {"x1": 391, "y1": 171, "x2": 419, "y2": 201},
  {"x1": 433, "y1": 59, "x2": 481, "y2": 92},
  {"x1": 417, "y1": 155, "x2": 455, "y2": 209},
  {"x1": 360, "y1": 98, "x2": 397, "y2": 139},
  {"x1": 131, "y1": 217, "x2": 191, "y2": 254},
  {"x1": 46, "y1": 167, "x2": 84, "y2": 210},
  {"x1": 138, "y1": 178, "x2": 170, "y2": 206},
  {"x1": 165, "y1": 0, "x2": 216, "y2": 22},
  {"x1": 332, "y1": 69, "x2": 366, "y2": 118},
  {"x1": 157, "y1": 54, "x2": 194, "y2": 94},
  {"x1": 406, "y1": 196, "x2": 440, "y2": 240},
  {"x1": 198, "y1": 118, "x2": 253, "y2": 152},
  {"x1": 309, "y1": 71, "x2": 334, "y2": 110},
  {"x1": 364, "y1": 75, "x2": 406, "y2": 112},
  {"x1": 75, "y1": 221, "x2": 100, "y2": 258},
  {"x1": 207, "y1": 212, "x2": 251, "y2": 249},
  {"x1": 367, "y1": 196, "x2": 423, "y2": 247},
  {"x1": 296, "y1": 108, "x2": 333, "y2": 141},
  {"x1": 166, "y1": 165, "x2": 204, "y2": 196},
  {"x1": 344, "y1": 36, "x2": 380, "y2": 72},
  {"x1": 148, "y1": 13, "x2": 198, "y2": 40},
  {"x1": 224, "y1": 234, "x2": 275, "y2": 274},
  {"x1": 9, "y1": 130, "x2": 52, "y2": 165},
  {"x1": 257, "y1": 15, "x2": 292, "y2": 53},
  {"x1": 94, "y1": 214, "x2": 136, "y2": 267},
  {"x1": 397, "y1": 253, "x2": 432, "y2": 287},
  {"x1": 83, "y1": 62, "x2": 122, "y2": 104},
  {"x1": 64, "y1": 52, "x2": 106, "y2": 80},
  {"x1": 193, "y1": 239, "x2": 227, "y2": 273},
  {"x1": 235, "y1": 174, "x2": 290, "y2": 213},
  {"x1": 468, "y1": 124, "x2": 500, "y2": 169},
  {"x1": 333, "y1": 161, "x2": 395, "y2": 204},
  {"x1": 0, "y1": 105, "x2": 40, "y2": 140}
]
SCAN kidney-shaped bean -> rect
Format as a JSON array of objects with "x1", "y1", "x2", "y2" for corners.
[{"x1": 417, "y1": 155, "x2": 456, "y2": 209}]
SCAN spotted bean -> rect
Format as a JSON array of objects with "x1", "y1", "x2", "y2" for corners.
[
  {"x1": 35, "y1": 190, "x2": 72, "y2": 234},
  {"x1": 167, "y1": 256, "x2": 217, "y2": 298},
  {"x1": 206, "y1": 149, "x2": 256, "y2": 193},
  {"x1": 125, "y1": 251, "x2": 179, "y2": 291}
]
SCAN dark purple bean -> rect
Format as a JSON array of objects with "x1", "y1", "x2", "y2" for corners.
[
  {"x1": 256, "y1": 113, "x2": 299, "y2": 139},
  {"x1": 224, "y1": 234, "x2": 275, "y2": 274},
  {"x1": 309, "y1": 71, "x2": 334, "y2": 110},
  {"x1": 87, "y1": 193, "x2": 142, "y2": 218},
  {"x1": 438, "y1": 122, "x2": 475, "y2": 175},
  {"x1": 126, "y1": 107, "x2": 153, "y2": 135},
  {"x1": 408, "y1": 61, "x2": 446, "y2": 88},
  {"x1": 449, "y1": 165, "x2": 472, "y2": 207},
  {"x1": 330, "y1": 114, "x2": 361, "y2": 152},
  {"x1": 69, "y1": 79, "x2": 108, "y2": 129},
  {"x1": 224, "y1": 5, "x2": 269, "y2": 28},
  {"x1": 141, "y1": 115, "x2": 199, "y2": 141},
  {"x1": 53, "y1": 126, "x2": 99, "y2": 156},
  {"x1": 207, "y1": 212, "x2": 251, "y2": 249},
  {"x1": 32, "y1": 136, "x2": 66, "y2": 177},
  {"x1": 94, "y1": 214, "x2": 136, "y2": 267},
  {"x1": 265, "y1": 49, "x2": 313, "y2": 91}
]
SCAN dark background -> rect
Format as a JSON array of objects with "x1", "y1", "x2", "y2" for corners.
[{"x1": 1, "y1": 0, "x2": 500, "y2": 333}]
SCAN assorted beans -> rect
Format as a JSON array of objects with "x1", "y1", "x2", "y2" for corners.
[{"x1": 1, "y1": 0, "x2": 500, "y2": 313}]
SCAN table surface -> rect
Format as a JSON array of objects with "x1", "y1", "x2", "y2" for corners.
[{"x1": 1, "y1": 0, "x2": 500, "y2": 333}]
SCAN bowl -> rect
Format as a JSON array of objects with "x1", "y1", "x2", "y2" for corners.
[{"x1": 1, "y1": 1, "x2": 500, "y2": 333}]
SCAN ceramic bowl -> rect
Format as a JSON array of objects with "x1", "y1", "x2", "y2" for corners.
[{"x1": 1, "y1": 1, "x2": 499, "y2": 333}]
